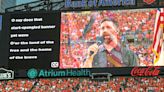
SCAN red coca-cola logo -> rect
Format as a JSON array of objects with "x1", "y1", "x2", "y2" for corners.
[
  {"x1": 143, "y1": 0, "x2": 155, "y2": 5},
  {"x1": 131, "y1": 66, "x2": 160, "y2": 76}
]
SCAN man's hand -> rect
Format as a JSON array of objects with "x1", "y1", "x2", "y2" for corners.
[
  {"x1": 87, "y1": 43, "x2": 99, "y2": 58},
  {"x1": 83, "y1": 43, "x2": 99, "y2": 68}
]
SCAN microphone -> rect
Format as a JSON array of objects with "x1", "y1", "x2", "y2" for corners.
[
  {"x1": 89, "y1": 36, "x2": 104, "y2": 56},
  {"x1": 96, "y1": 36, "x2": 104, "y2": 46}
]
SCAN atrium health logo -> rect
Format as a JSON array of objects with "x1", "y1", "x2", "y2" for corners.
[{"x1": 27, "y1": 68, "x2": 38, "y2": 79}]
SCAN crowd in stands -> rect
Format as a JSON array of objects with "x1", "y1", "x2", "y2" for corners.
[
  {"x1": 60, "y1": 9, "x2": 157, "y2": 68},
  {"x1": 0, "y1": 77, "x2": 163, "y2": 91},
  {"x1": 0, "y1": 79, "x2": 35, "y2": 92},
  {"x1": 130, "y1": 45, "x2": 154, "y2": 66}
]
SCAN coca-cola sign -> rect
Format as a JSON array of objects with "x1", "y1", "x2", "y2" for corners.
[{"x1": 131, "y1": 66, "x2": 160, "y2": 76}]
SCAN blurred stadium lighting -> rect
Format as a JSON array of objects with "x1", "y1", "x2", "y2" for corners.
[{"x1": 5, "y1": 0, "x2": 64, "y2": 12}]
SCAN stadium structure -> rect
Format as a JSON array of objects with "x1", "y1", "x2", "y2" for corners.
[{"x1": 4, "y1": 0, "x2": 164, "y2": 12}]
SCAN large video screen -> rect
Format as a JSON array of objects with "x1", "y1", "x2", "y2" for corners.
[
  {"x1": 60, "y1": 8, "x2": 163, "y2": 68},
  {"x1": 0, "y1": 8, "x2": 163, "y2": 78}
]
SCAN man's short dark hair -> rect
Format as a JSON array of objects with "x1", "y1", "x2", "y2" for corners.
[{"x1": 100, "y1": 17, "x2": 119, "y2": 33}]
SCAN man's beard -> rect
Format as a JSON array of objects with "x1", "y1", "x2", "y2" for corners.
[{"x1": 102, "y1": 32, "x2": 114, "y2": 44}]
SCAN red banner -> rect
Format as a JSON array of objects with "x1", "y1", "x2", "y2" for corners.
[{"x1": 143, "y1": 0, "x2": 155, "y2": 5}]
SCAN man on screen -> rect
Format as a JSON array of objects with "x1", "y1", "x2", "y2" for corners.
[{"x1": 83, "y1": 18, "x2": 139, "y2": 68}]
